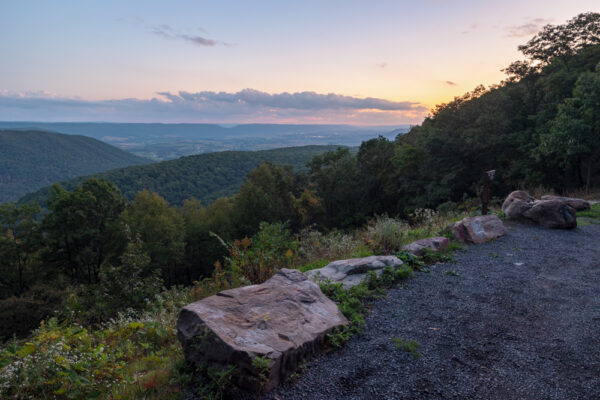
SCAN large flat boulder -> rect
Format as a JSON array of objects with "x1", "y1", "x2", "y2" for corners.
[
  {"x1": 522, "y1": 199, "x2": 577, "y2": 229},
  {"x1": 401, "y1": 236, "x2": 450, "y2": 256},
  {"x1": 540, "y1": 195, "x2": 591, "y2": 211},
  {"x1": 177, "y1": 269, "x2": 347, "y2": 392},
  {"x1": 447, "y1": 215, "x2": 507, "y2": 244},
  {"x1": 502, "y1": 191, "x2": 579, "y2": 229},
  {"x1": 305, "y1": 255, "x2": 403, "y2": 288}
]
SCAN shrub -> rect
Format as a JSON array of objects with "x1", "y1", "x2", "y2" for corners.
[
  {"x1": 296, "y1": 227, "x2": 364, "y2": 263},
  {"x1": 363, "y1": 215, "x2": 410, "y2": 254}
]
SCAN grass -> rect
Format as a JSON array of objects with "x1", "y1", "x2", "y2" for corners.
[
  {"x1": 578, "y1": 202, "x2": 600, "y2": 221},
  {"x1": 391, "y1": 338, "x2": 421, "y2": 358}
]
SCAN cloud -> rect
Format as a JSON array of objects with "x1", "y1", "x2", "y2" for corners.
[
  {"x1": 378, "y1": 62, "x2": 388, "y2": 69},
  {"x1": 0, "y1": 89, "x2": 427, "y2": 124},
  {"x1": 149, "y1": 24, "x2": 219, "y2": 47},
  {"x1": 445, "y1": 80, "x2": 456, "y2": 86},
  {"x1": 506, "y1": 18, "x2": 553, "y2": 38},
  {"x1": 461, "y1": 24, "x2": 478, "y2": 35}
]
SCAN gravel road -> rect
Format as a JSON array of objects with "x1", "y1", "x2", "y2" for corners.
[{"x1": 260, "y1": 222, "x2": 600, "y2": 400}]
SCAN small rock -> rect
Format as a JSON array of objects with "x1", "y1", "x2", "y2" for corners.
[
  {"x1": 401, "y1": 237, "x2": 450, "y2": 256},
  {"x1": 306, "y1": 256, "x2": 403, "y2": 288},
  {"x1": 447, "y1": 215, "x2": 507, "y2": 244}
]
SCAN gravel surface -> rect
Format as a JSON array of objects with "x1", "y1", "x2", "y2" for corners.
[{"x1": 256, "y1": 222, "x2": 600, "y2": 400}]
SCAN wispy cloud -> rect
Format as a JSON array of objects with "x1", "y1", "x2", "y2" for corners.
[
  {"x1": 461, "y1": 24, "x2": 478, "y2": 35},
  {"x1": 149, "y1": 24, "x2": 220, "y2": 47},
  {"x1": 445, "y1": 80, "x2": 456, "y2": 86},
  {"x1": 506, "y1": 18, "x2": 553, "y2": 38},
  {"x1": 0, "y1": 90, "x2": 427, "y2": 124}
]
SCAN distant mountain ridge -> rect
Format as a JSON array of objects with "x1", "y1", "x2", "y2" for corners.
[
  {"x1": 0, "y1": 122, "x2": 407, "y2": 160},
  {"x1": 0, "y1": 130, "x2": 150, "y2": 203},
  {"x1": 19, "y1": 145, "x2": 345, "y2": 206}
]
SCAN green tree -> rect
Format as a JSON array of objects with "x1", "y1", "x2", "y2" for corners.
[
  {"x1": 309, "y1": 148, "x2": 364, "y2": 229},
  {"x1": 0, "y1": 202, "x2": 41, "y2": 297},
  {"x1": 519, "y1": 13, "x2": 600, "y2": 67},
  {"x1": 540, "y1": 67, "x2": 600, "y2": 193},
  {"x1": 232, "y1": 163, "x2": 298, "y2": 235},
  {"x1": 121, "y1": 190, "x2": 185, "y2": 284},
  {"x1": 43, "y1": 179, "x2": 126, "y2": 284}
]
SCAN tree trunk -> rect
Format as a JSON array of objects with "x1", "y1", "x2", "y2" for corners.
[{"x1": 586, "y1": 158, "x2": 592, "y2": 194}]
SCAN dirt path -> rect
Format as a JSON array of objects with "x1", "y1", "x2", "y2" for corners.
[{"x1": 264, "y1": 222, "x2": 600, "y2": 400}]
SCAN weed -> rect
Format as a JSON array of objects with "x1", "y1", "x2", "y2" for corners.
[
  {"x1": 578, "y1": 203, "x2": 600, "y2": 220},
  {"x1": 321, "y1": 265, "x2": 414, "y2": 349},
  {"x1": 445, "y1": 269, "x2": 460, "y2": 277},
  {"x1": 391, "y1": 338, "x2": 421, "y2": 358},
  {"x1": 419, "y1": 248, "x2": 455, "y2": 264},
  {"x1": 251, "y1": 355, "x2": 271, "y2": 391},
  {"x1": 298, "y1": 259, "x2": 329, "y2": 273}
]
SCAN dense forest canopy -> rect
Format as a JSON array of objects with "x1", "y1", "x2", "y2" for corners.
[
  {"x1": 0, "y1": 130, "x2": 149, "y2": 203},
  {"x1": 18, "y1": 145, "x2": 345, "y2": 207},
  {"x1": 1, "y1": 13, "x2": 599, "y2": 342}
]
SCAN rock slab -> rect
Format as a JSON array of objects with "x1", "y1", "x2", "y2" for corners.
[
  {"x1": 448, "y1": 215, "x2": 507, "y2": 244},
  {"x1": 401, "y1": 237, "x2": 450, "y2": 256},
  {"x1": 540, "y1": 195, "x2": 591, "y2": 211},
  {"x1": 502, "y1": 191, "x2": 580, "y2": 229},
  {"x1": 177, "y1": 268, "x2": 348, "y2": 392},
  {"x1": 306, "y1": 255, "x2": 403, "y2": 288}
]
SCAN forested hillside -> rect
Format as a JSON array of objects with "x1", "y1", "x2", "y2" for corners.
[
  {"x1": 0, "y1": 130, "x2": 149, "y2": 203},
  {"x1": 19, "y1": 145, "x2": 344, "y2": 206}
]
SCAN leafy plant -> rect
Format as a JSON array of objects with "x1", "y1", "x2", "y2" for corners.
[{"x1": 391, "y1": 338, "x2": 421, "y2": 358}]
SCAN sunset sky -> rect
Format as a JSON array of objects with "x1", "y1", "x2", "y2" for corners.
[{"x1": 1, "y1": 0, "x2": 597, "y2": 124}]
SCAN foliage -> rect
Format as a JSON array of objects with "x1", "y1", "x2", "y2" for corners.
[
  {"x1": 251, "y1": 355, "x2": 271, "y2": 391},
  {"x1": 321, "y1": 266, "x2": 414, "y2": 349},
  {"x1": 222, "y1": 222, "x2": 296, "y2": 284},
  {"x1": 296, "y1": 227, "x2": 365, "y2": 265},
  {"x1": 391, "y1": 338, "x2": 421, "y2": 358},
  {"x1": 577, "y1": 202, "x2": 600, "y2": 220},
  {"x1": 540, "y1": 67, "x2": 600, "y2": 193},
  {"x1": 0, "y1": 285, "x2": 192, "y2": 400},
  {"x1": 20, "y1": 145, "x2": 343, "y2": 207},
  {"x1": 122, "y1": 190, "x2": 185, "y2": 284},
  {"x1": 0, "y1": 202, "x2": 41, "y2": 297},
  {"x1": 42, "y1": 179, "x2": 127, "y2": 285},
  {"x1": 0, "y1": 130, "x2": 148, "y2": 203}
]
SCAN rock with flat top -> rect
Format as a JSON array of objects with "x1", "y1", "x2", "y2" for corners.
[
  {"x1": 401, "y1": 237, "x2": 450, "y2": 256},
  {"x1": 177, "y1": 268, "x2": 347, "y2": 392},
  {"x1": 540, "y1": 195, "x2": 590, "y2": 211},
  {"x1": 447, "y1": 215, "x2": 507, "y2": 244},
  {"x1": 305, "y1": 255, "x2": 403, "y2": 288}
]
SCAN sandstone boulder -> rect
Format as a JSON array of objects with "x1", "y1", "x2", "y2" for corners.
[
  {"x1": 540, "y1": 195, "x2": 591, "y2": 211},
  {"x1": 502, "y1": 190, "x2": 536, "y2": 219},
  {"x1": 305, "y1": 255, "x2": 403, "y2": 288},
  {"x1": 401, "y1": 236, "x2": 450, "y2": 256},
  {"x1": 522, "y1": 199, "x2": 577, "y2": 229},
  {"x1": 501, "y1": 191, "x2": 579, "y2": 229},
  {"x1": 177, "y1": 269, "x2": 347, "y2": 392},
  {"x1": 447, "y1": 215, "x2": 507, "y2": 244}
]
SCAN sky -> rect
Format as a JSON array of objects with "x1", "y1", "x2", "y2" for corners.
[{"x1": 0, "y1": 0, "x2": 597, "y2": 125}]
